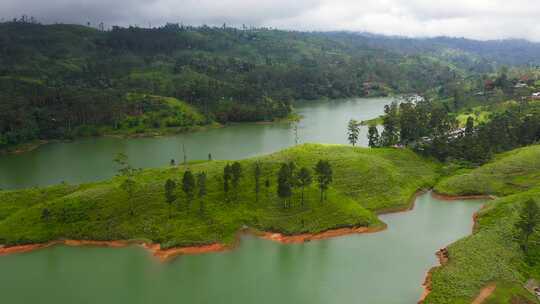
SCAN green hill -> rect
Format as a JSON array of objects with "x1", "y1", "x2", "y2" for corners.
[
  {"x1": 425, "y1": 145, "x2": 540, "y2": 304},
  {"x1": 435, "y1": 145, "x2": 540, "y2": 197},
  {"x1": 0, "y1": 144, "x2": 439, "y2": 249}
]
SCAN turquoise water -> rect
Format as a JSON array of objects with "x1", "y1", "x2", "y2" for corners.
[
  {"x1": 0, "y1": 97, "x2": 391, "y2": 189},
  {"x1": 0, "y1": 193, "x2": 483, "y2": 304}
]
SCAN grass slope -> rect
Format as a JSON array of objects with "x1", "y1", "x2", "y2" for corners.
[
  {"x1": 0, "y1": 144, "x2": 439, "y2": 249},
  {"x1": 435, "y1": 145, "x2": 540, "y2": 196},
  {"x1": 426, "y1": 145, "x2": 540, "y2": 303}
]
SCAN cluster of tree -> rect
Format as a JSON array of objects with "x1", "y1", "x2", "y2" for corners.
[
  {"x1": 164, "y1": 170, "x2": 207, "y2": 217},
  {"x1": 158, "y1": 158, "x2": 334, "y2": 215},
  {"x1": 276, "y1": 160, "x2": 333, "y2": 208},
  {"x1": 368, "y1": 96, "x2": 540, "y2": 164},
  {"x1": 1, "y1": 21, "x2": 481, "y2": 149}
]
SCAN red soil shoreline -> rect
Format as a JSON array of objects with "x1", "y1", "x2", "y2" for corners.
[
  {"x1": 0, "y1": 225, "x2": 387, "y2": 262},
  {"x1": 418, "y1": 192, "x2": 494, "y2": 304},
  {"x1": 0, "y1": 189, "x2": 429, "y2": 261},
  {"x1": 0, "y1": 226, "x2": 385, "y2": 262}
]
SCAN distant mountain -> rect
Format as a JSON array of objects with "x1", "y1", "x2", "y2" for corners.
[{"x1": 329, "y1": 32, "x2": 540, "y2": 67}]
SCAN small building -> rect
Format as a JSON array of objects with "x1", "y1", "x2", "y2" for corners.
[{"x1": 533, "y1": 92, "x2": 540, "y2": 100}]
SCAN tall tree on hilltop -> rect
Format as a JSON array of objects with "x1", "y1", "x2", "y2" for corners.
[
  {"x1": 380, "y1": 102, "x2": 399, "y2": 146},
  {"x1": 254, "y1": 162, "x2": 262, "y2": 203},
  {"x1": 197, "y1": 172, "x2": 207, "y2": 215},
  {"x1": 182, "y1": 170, "x2": 196, "y2": 205},
  {"x1": 120, "y1": 178, "x2": 137, "y2": 215},
  {"x1": 314, "y1": 160, "x2": 333, "y2": 203},
  {"x1": 164, "y1": 179, "x2": 177, "y2": 218},
  {"x1": 296, "y1": 167, "x2": 312, "y2": 207},
  {"x1": 223, "y1": 163, "x2": 232, "y2": 201},
  {"x1": 347, "y1": 119, "x2": 360, "y2": 146},
  {"x1": 368, "y1": 125, "x2": 380, "y2": 148},
  {"x1": 277, "y1": 163, "x2": 293, "y2": 208},
  {"x1": 231, "y1": 162, "x2": 242, "y2": 201}
]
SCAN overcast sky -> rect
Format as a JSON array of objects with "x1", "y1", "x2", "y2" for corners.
[{"x1": 2, "y1": 0, "x2": 540, "y2": 41}]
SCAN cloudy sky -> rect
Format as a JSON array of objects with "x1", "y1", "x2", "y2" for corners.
[{"x1": 2, "y1": 0, "x2": 540, "y2": 41}]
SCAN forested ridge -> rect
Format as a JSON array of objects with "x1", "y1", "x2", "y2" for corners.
[{"x1": 2, "y1": 20, "x2": 540, "y2": 149}]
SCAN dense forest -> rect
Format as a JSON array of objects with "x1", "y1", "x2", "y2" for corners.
[
  {"x1": 367, "y1": 68, "x2": 540, "y2": 164},
  {"x1": 2, "y1": 20, "x2": 540, "y2": 149}
]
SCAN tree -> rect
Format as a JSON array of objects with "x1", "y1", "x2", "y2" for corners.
[
  {"x1": 164, "y1": 179, "x2": 177, "y2": 218},
  {"x1": 347, "y1": 119, "x2": 360, "y2": 146},
  {"x1": 380, "y1": 102, "x2": 399, "y2": 146},
  {"x1": 465, "y1": 116, "x2": 474, "y2": 138},
  {"x1": 296, "y1": 167, "x2": 312, "y2": 207},
  {"x1": 120, "y1": 178, "x2": 137, "y2": 215},
  {"x1": 265, "y1": 178, "x2": 271, "y2": 198},
  {"x1": 515, "y1": 199, "x2": 539, "y2": 254},
  {"x1": 223, "y1": 163, "x2": 232, "y2": 201},
  {"x1": 277, "y1": 163, "x2": 293, "y2": 208},
  {"x1": 314, "y1": 160, "x2": 333, "y2": 203},
  {"x1": 182, "y1": 170, "x2": 196, "y2": 204},
  {"x1": 254, "y1": 162, "x2": 262, "y2": 203},
  {"x1": 114, "y1": 152, "x2": 134, "y2": 176},
  {"x1": 367, "y1": 125, "x2": 380, "y2": 148},
  {"x1": 231, "y1": 162, "x2": 242, "y2": 200},
  {"x1": 41, "y1": 208, "x2": 50, "y2": 222},
  {"x1": 197, "y1": 172, "x2": 207, "y2": 215}
]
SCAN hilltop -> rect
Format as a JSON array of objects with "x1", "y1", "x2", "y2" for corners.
[{"x1": 0, "y1": 144, "x2": 439, "y2": 249}]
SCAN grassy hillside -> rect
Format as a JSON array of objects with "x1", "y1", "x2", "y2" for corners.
[
  {"x1": 0, "y1": 144, "x2": 439, "y2": 249},
  {"x1": 426, "y1": 145, "x2": 540, "y2": 303},
  {"x1": 435, "y1": 145, "x2": 540, "y2": 196}
]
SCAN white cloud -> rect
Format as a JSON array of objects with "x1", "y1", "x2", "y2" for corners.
[{"x1": 1, "y1": 0, "x2": 540, "y2": 41}]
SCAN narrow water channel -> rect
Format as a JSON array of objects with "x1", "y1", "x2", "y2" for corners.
[{"x1": 0, "y1": 97, "x2": 391, "y2": 189}]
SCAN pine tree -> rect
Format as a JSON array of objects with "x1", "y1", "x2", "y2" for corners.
[
  {"x1": 197, "y1": 172, "x2": 207, "y2": 215},
  {"x1": 223, "y1": 164, "x2": 232, "y2": 201},
  {"x1": 164, "y1": 179, "x2": 177, "y2": 218},
  {"x1": 182, "y1": 170, "x2": 196, "y2": 205},
  {"x1": 254, "y1": 162, "x2": 262, "y2": 203},
  {"x1": 347, "y1": 119, "x2": 360, "y2": 146},
  {"x1": 314, "y1": 160, "x2": 333, "y2": 203},
  {"x1": 120, "y1": 178, "x2": 137, "y2": 215},
  {"x1": 296, "y1": 167, "x2": 312, "y2": 207},
  {"x1": 231, "y1": 162, "x2": 242, "y2": 200},
  {"x1": 277, "y1": 163, "x2": 292, "y2": 208},
  {"x1": 367, "y1": 125, "x2": 380, "y2": 148}
]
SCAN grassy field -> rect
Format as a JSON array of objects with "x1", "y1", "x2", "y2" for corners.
[
  {"x1": 0, "y1": 144, "x2": 439, "y2": 249},
  {"x1": 426, "y1": 144, "x2": 540, "y2": 304},
  {"x1": 435, "y1": 145, "x2": 540, "y2": 196}
]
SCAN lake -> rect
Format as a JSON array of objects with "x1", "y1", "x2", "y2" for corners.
[
  {"x1": 0, "y1": 97, "x2": 391, "y2": 189},
  {"x1": 0, "y1": 193, "x2": 483, "y2": 304},
  {"x1": 0, "y1": 97, "x2": 483, "y2": 304}
]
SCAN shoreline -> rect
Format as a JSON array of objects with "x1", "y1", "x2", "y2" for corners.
[
  {"x1": 0, "y1": 113, "x2": 302, "y2": 156},
  {"x1": 418, "y1": 192, "x2": 493, "y2": 303},
  {"x1": 0, "y1": 224, "x2": 387, "y2": 262},
  {"x1": 430, "y1": 191, "x2": 496, "y2": 201},
  {"x1": 0, "y1": 124, "x2": 224, "y2": 156},
  {"x1": 0, "y1": 189, "x2": 429, "y2": 261}
]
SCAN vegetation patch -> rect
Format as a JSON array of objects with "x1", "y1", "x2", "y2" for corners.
[
  {"x1": 0, "y1": 144, "x2": 439, "y2": 249},
  {"x1": 426, "y1": 145, "x2": 540, "y2": 303}
]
